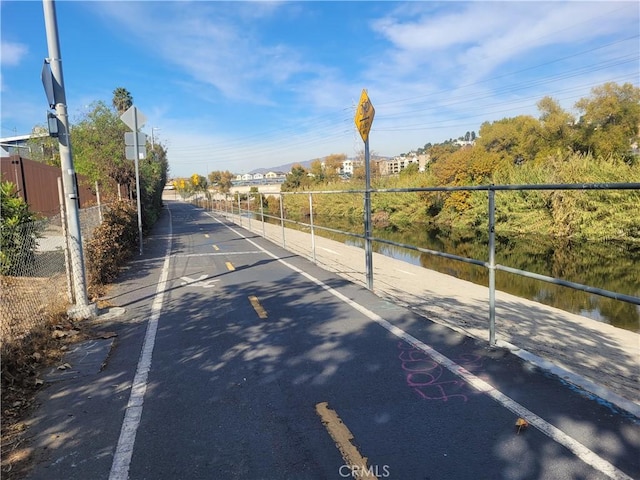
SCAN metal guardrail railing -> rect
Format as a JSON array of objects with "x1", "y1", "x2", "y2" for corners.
[{"x1": 196, "y1": 182, "x2": 640, "y2": 346}]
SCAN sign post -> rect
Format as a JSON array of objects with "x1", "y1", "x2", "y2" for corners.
[
  {"x1": 42, "y1": 0, "x2": 95, "y2": 319},
  {"x1": 354, "y1": 89, "x2": 375, "y2": 290},
  {"x1": 120, "y1": 106, "x2": 147, "y2": 255}
]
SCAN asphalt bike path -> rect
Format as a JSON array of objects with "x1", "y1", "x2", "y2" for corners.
[{"x1": 26, "y1": 201, "x2": 639, "y2": 480}]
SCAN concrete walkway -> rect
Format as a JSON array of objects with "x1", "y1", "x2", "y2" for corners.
[{"x1": 221, "y1": 210, "x2": 640, "y2": 416}]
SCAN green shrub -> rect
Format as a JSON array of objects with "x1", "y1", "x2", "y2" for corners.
[{"x1": 0, "y1": 181, "x2": 41, "y2": 275}]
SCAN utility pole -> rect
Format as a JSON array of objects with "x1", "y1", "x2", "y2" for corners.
[{"x1": 42, "y1": 0, "x2": 96, "y2": 319}]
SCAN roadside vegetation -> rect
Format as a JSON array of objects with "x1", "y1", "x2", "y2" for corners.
[
  {"x1": 26, "y1": 87, "x2": 169, "y2": 294},
  {"x1": 278, "y1": 82, "x2": 640, "y2": 243},
  {"x1": 0, "y1": 181, "x2": 42, "y2": 276}
]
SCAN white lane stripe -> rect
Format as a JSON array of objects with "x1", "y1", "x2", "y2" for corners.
[
  {"x1": 109, "y1": 208, "x2": 173, "y2": 480},
  {"x1": 209, "y1": 212, "x2": 633, "y2": 480},
  {"x1": 320, "y1": 246, "x2": 340, "y2": 255}
]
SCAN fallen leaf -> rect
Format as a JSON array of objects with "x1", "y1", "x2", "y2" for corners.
[
  {"x1": 98, "y1": 331, "x2": 118, "y2": 339},
  {"x1": 515, "y1": 418, "x2": 529, "y2": 434},
  {"x1": 35, "y1": 378, "x2": 44, "y2": 386},
  {"x1": 57, "y1": 363, "x2": 72, "y2": 370}
]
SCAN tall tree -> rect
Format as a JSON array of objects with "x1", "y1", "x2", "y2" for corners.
[
  {"x1": 112, "y1": 87, "x2": 133, "y2": 115},
  {"x1": 281, "y1": 165, "x2": 311, "y2": 191},
  {"x1": 208, "y1": 170, "x2": 233, "y2": 193},
  {"x1": 323, "y1": 153, "x2": 346, "y2": 182},
  {"x1": 574, "y1": 82, "x2": 640, "y2": 163},
  {"x1": 476, "y1": 115, "x2": 544, "y2": 165},
  {"x1": 309, "y1": 159, "x2": 325, "y2": 183},
  {"x1": 537, "y1": 96, "x2": 576, "y2": 154},
  {"x1": 71, "y1": 100, "x2": 132, "y2": 195}
]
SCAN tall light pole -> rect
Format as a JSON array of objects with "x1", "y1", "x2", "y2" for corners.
[
  {"x1": 151, "y1": 127, "x2": 160, "y2": 149},
  {"x1": 42, "y1": 0, "x2": 96, "y2": 319}
]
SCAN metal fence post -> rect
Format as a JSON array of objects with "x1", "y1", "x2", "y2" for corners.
[
  {"x1": 247, "y1": 195, "x2": 252, "y2": 231},
  {"x1": 279, "y1": 193, "x2": 286, "y2": 249},
  {"x1": 58, "y1": 176, "x2": 73, "y2": 303},
  {"x1": 237, "y1": 192, "x2": 242, "y2": 227},
  {"x1": 488, "y1": 187, "x2": 497, "y2": 346},
  {"x1": 95, "y1": 180, "x2": 102, "y2": 223},
  {"x1": 260, "y1": 193, "x2": 266, "y2": 238},
  {"x1": 309, "y1": 193, "x2": 316, "y2": 263}
]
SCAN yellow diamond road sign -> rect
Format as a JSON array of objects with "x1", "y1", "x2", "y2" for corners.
[{"x1": 354, "y1": 89, "x2": 375, "y2": 142}]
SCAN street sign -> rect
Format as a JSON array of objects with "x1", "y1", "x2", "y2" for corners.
[
  {"x1": 354, "y1": 89, "x2": 375, "y2": 142},
  {"x1": 120, "y1": 105, "x2": 147, "y2": 131},
  {"x1": 120, "y1": 105, "x2": 147, "y2": 254},
  {"x1": 41, "y1": 60, "x2": 56, "y2": 108},
  {"x1": 125, "y1": 145, "x2": 146, "y2": 160},
  {"x1": 125, "y1": 132, "x2": 147, "y2": 146}
]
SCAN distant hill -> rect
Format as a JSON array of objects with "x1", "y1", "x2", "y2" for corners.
[
  {"x1": 249, "y1": 160, "x2": 313, "y2": 175},
  {"x1": 247, "y1": 155, "x2": 390, "y2": 175}
]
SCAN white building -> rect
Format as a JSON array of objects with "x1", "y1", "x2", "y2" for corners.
[{"x1": 379, "y1": 154, "x2": 430, "y2": 176}]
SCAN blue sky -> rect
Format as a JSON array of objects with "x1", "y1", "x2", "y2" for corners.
[{"x1": 1, "y1": 1, "x2": 638, "y2": 179}]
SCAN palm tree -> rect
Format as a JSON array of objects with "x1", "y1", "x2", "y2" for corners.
[{"x1": 112, "y1": 87, "x2": 133, "y2": 114}]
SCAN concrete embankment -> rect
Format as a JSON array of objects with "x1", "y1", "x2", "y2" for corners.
[{"x1": 215, "y1": 208, "x2": 640, "y2": 415}]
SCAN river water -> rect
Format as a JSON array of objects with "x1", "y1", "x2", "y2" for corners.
[{"x1": 303, "y1": 216, "x2": 640, "y2": 333}]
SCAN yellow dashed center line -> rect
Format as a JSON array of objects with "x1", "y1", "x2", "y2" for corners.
[
  {"x1": 315, "y1": 402, "x2": 376, "y2": 479},
  {"x1": 225, "y1": 262, "x2": 235, "y2": 271},
  {"x1": 213, "y1": 245, "x2": 219, "y2": 251},
  {"x1": 248, "y1": 296, "x2": 268, "y2": 319},
  {"x1": 204, "y1": 234, "x2": 210, "y2": 238}
]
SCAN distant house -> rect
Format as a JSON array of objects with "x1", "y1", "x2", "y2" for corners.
[
  {"x1": 378, "y1": 154, "x2": 429, "y2": 175},
  {"x1": 341, "y1": 159, "x2": 355, "y2": 176},
  {"x1": 265, "y1": 171, "x2": 279, "y2": 179},
  {"x1": 253, "y1": 172, "x2": 264, "y2": 181},
  {"x1": 241, "y1": 173, "x2": 253, "y2": 181},
  {"x1": 0, "y1": 132, "x2": 49, "y2": 156}
]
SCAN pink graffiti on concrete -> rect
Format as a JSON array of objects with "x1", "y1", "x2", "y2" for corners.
[{"x1": 397, "y1": 342, "x2": 483, "y2": 403}]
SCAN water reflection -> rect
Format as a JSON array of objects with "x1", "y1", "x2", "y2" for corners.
[{"x1": 320, "y1": 216, "x2": 640, "y2": 332}]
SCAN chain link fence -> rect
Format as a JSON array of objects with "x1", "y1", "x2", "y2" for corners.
[{"x1": 0, "y1": 205, "x2": 106, "y2": 352}]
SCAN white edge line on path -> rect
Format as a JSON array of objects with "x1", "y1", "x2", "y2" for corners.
[
  {"x1": 209, "y1": 212, "x2": 633, "y2": 480},
  {"x1": 396, "y1": 268, "x2": 417, "y2": 276},
  {"x1": 109, "y1": 207, "x2": 173, "y2": 480}
]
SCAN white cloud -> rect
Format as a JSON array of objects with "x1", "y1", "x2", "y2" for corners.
[
  {"x1": 370, "y1": 1, "x2": 638, "y2": 83},
  {"x1": 0, "y1": 41, "x2": 28, "y2": 66},
  {"x1": 89, "y1": 2, "x2": 324, "y2": 105}
]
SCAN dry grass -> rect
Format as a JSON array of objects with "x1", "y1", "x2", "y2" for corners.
[
  {"x1": 0, "y1": 275, "x2": 68, "y2": 344},
  {"x1": 0, "y1": 275, "x2": 92, "y2": 480}
]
